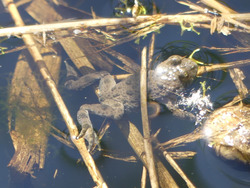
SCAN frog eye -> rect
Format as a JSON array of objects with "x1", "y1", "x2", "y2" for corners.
[
  {"x1": 179, "y1": 72, "x2": 189, "y2": 80},
  {"x1": 171, "y1": 58, "x2": 182, "y2": 65},
  {"x1": 168, "y1": 55, "x2": 182, "y2": 65},
  {"x1": 183, "y1": 72, "x2": 188, "y2": 77}
]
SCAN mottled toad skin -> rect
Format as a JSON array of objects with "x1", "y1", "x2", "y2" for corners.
[
  {"x1": 65, "y1": 55, "x2": 198, "y2": 150},
  {"x1": 203, "y1": 104, "x2": 250, "y2": 163}
]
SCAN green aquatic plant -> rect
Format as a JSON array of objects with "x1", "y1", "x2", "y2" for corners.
[
  {"x1": 114, "y1": 0, "x2": 147, "y2": 17},
  {"x1": 0, "y1": 46, "x2": 7, "y2": 54},
  {"x1": 200, "y1": 81, "x2": 211, "y2": 98},
  {"x1": 179, "y1": 20, "x2": 200, "y2": 36},
  {"x1": 188, "y1": 48, "x2": 206, "y2": 65}
]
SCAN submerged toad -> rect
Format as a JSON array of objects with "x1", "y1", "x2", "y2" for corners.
[
  {"x1": 203, "y1": 104, "x2": 250, "y2": 163},
  {"x1": 65, "y1": 55, "x2": 198, "y2": 150}
]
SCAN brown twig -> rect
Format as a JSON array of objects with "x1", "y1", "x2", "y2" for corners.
[
  {"x1": 117, "y1": 120, "x2": 179, "y2": 187},
  {"x1": 3, "y1": 0, "x2": 107, "y2": 187},
  {"x1": 155, "y1": 128, "x2": 202, "y2": 188},
  {"x1": 0, "y1": 13, "x2": 249, "y2": 37},
  {"x1": 141, "y1": 166, "x2": 147, "y2": 188},
  {"x1": 148, "y1": 33, "x2": 155, "y2": 68},
  {"x1": 200, "y1": 0, "x2": 236, "y2": 14},
  {"x1": 160, "y1": 127, "x2": 202, "y2": 149},
  {"x1": 197, "y1": 59, "x2": 250, "y2": 76},
  {"x1": 140, "y1": 46, "x2": 159, "y2": 188},
  {"x1": 162, "y1": 150, "x2": 196, "y2": 188},
  {"x1": 200, "y1": 0, "x2": 249, "y2": 99}
]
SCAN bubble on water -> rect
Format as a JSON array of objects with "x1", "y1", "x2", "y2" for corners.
[
  {"x1": 178, "y1": 87, "x2": 213, "y2": 125},
  {"x1": 73, "y1": 29, "x2": 82, "y2": 35}
]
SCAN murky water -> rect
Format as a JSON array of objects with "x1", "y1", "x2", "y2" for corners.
[{"x1": 0, "y1": 0, "x2": 249, "y2": 188}]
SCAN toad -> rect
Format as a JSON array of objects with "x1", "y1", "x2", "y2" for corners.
[
  {"x1": 203, "y1": 104, "x2": 250, "y2": 163},
  {"x1": 65, "y1": 55, "x2": 198, "y2": 150}
]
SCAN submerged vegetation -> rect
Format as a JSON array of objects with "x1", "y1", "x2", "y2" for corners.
[{"x1": 0, "y1": 0, "x2": 249, "y2": 187}]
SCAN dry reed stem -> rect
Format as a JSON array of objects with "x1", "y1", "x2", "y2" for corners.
[
  {"x1": 148, "y1": 33, "x2": 155, "y2": 68},
  {"x1": 113, "y1": 73, "x2": 131, "y2": 80},
  {"x1": 201, "y1": 0, "x2": 236, "y2": 14},
  {"x1": 3, "y1": 0, "x2": 107, "y2": 187},
  {"x1": 180, "y1": 0, "x2": 250, "y2": 34},
  {"x1": 140, "y1": 46, "x2": 159, "y2": 188},
  {"x1": 117, "y1": 120, "x2": 179, "y2": 187},
  {"x1": 0, "y1": 13, "x2": 249, "y2": 37},
  {"x1": 197, "y1": 59, "x2": 250, "y2": 76},
  {"x1": 162, "y1": 150, "x2": 196, "y2": 188},
  {"x1": 223, "y1": 92, "x2": 250, "y2": 107},
  {"x1": 141, "y1": 166, "x2": 147, "y2": 188},
  {"x1": 201, "y1": 0, "x2": 249, "y2": 99},
  {"x1": 155, "y1": 128, "x2": 203, "y2": 188},
  {"x1": 160, "y1": 127, "x2": 202, "y2": 149}
]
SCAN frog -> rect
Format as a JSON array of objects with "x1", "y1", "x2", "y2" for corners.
[
  {"x1": 65, "y1": 55, "x2": 198, "y2": 150},
  {"x1": 203, "y1": 104, "x2": 250, "y2": 164}
]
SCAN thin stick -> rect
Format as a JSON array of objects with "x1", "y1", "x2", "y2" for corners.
[
  {"x1": 148, "y1": 33, "x2": 155, "y2": 68},
  {"x1": 140, "y1": 46, "x2": 159, "y2": 188},
  {"x1": 162, "y1": 150, "x2": 196, "y2": 188},
  {"x1": 141, "y1": 166, "x2": 147, "y2": 188},
  {"x1": 117, "y1": 120, "x2": 178, "y2": 187},
  {"x1": 200, "y1": 0, "x2": 236, "y2": 14},
  {"x1": 0, "y1": 13, "x2": 249, "y2": 37},
  {"x1": 197, "y1": 59, "x2": 250, "y2": 76},
  {"x1": 200, "y1": 0, "x2": 249, "y2": 99},
  {"x1": 3, "y1": 0, "x2": 107, "y2": 187}
]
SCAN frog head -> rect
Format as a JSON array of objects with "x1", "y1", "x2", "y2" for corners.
[{"x1": 154, "y1": 55, "x2": 198, "y2": 88}]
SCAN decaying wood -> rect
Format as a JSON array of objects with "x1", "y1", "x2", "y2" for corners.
[
  {"x1": 8, "y1": 47, "x2": 61, "y2": 175},
  {"x1": 7, "y1": 0, "x2": 61, "y2": 176},
  {"x1": 4, "y1": 0, "x2": 107, "y2": 187},
  {"x1": 26, "y1": 0, "x2": 111, "y2": 74}
]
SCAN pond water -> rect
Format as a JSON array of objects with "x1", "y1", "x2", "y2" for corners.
[{"x1": 0, "y1": 0, "x2": 249, "y2": 188}]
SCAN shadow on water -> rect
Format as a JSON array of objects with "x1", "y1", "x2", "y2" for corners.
[{"x1": 9, "y1": 168, "x2": 33, "y2": 188}]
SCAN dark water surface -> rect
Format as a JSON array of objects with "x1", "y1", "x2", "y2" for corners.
[{"x1": 0, "y1": 0, "x2": 249, "y2": 188}]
